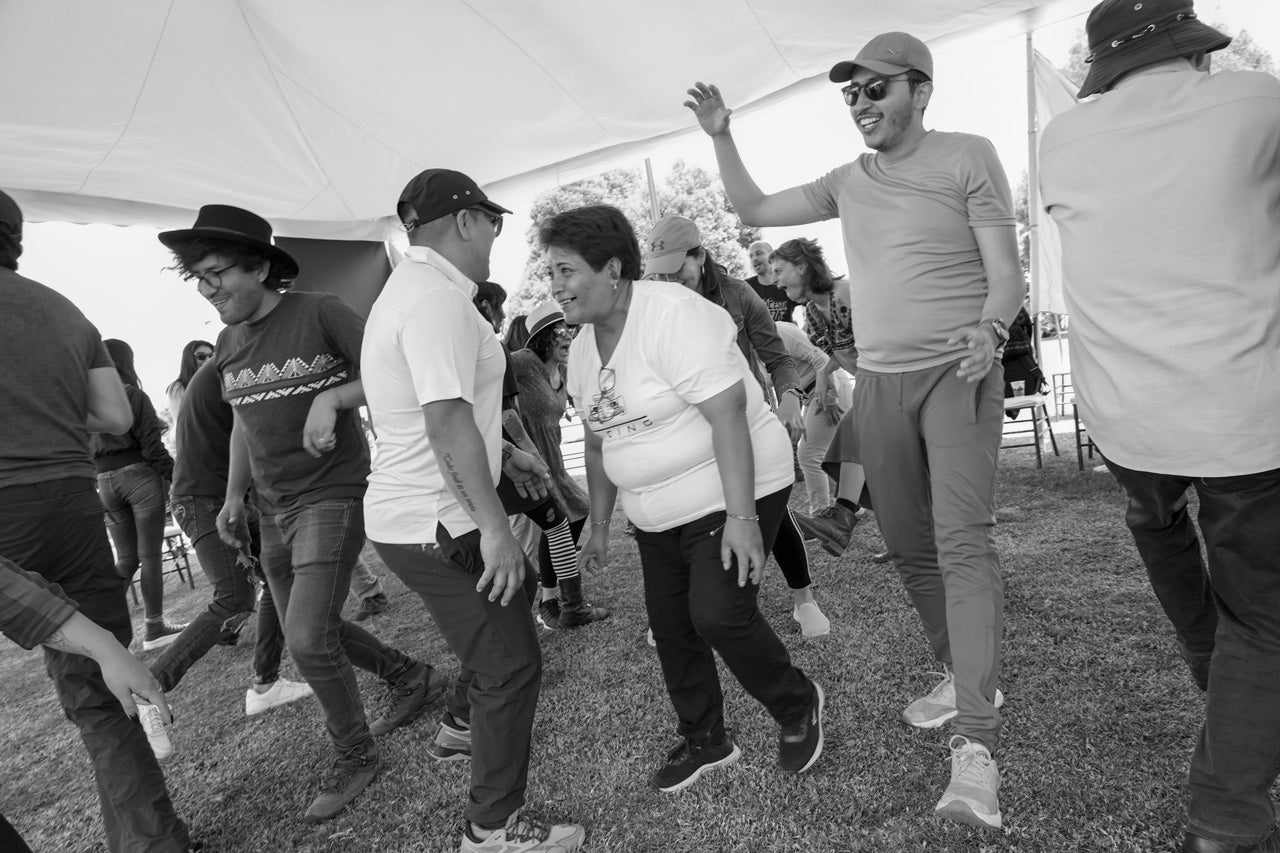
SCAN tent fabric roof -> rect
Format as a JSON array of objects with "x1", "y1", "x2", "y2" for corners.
[{"x1": 1, "y1": 0, "x2": 1089, "y2": 240}]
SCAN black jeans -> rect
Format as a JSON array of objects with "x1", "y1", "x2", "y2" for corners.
[
  {"x1": 0, "y1": 478, "x2": 188, "y2": 852},
  {"x1": 374, "y1": 527, "x2": 541, "y2": 829},
  {"x1": 636, "y1": 486, "x2": 812, "y2": 746},
  {"x1": 1104, "y1": 457, "x2": 1280, "y2": 845}
]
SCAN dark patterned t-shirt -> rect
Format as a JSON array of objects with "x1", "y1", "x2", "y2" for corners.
[
  {"x1": 213, "y1": 292, "x2": 370, "y2": 513},
  {"x1": 745, "y1": 275, "x2": 800, "y2": 324}
]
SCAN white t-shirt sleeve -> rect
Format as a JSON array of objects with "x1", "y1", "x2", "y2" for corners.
[
  {"x1": 650, "y1": 295, "x2": 743, "y2": 405},
  {"x1": 401, "y1": 291, "x2": 482, "y2": 407}
]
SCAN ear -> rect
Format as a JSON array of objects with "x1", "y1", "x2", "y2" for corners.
[
  {"x1": 606, "y1": 256, "x2": 622, "y2": 282},
  {"x1": 913, "y1": 80, "x2": 934, "y2": 112}
]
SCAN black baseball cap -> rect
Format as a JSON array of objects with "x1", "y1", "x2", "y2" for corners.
[{"x1": 397, "y1": 169, "x2": 512, "y2": 228}]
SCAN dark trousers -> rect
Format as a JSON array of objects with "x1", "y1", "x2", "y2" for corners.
[
  {"x1": 0, "y1": 478, "x2": 189, "y2": 853},
  {"x1": 97, "y1": 463, "x2": 168, "y2": 619},
  {"x1": 636, "y1": 487, "x2": 812, "y2": 746},
  {"x1": 1104, "y1": 457, "x2": 1280, "y2": 845},
  {"x1": 374, "y1": 528, "x2": 541, "y2": 829},
  {"x1": 260, "y1": 499, "x2": 416, "y2": 756}
]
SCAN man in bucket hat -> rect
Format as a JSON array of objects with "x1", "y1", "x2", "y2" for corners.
[
  {"x1": 686, "y1": 29, "x2": 1023, "y2": 830},
  {"x1": 361, "y1": 169, "x2": 584, "y2": 852},
  {"x1": 1040, "y1": 3, "x2": 1280, "y2": 851},
  {"x1": 160, "y1": 205, "x2": 446, "y2": 824}
]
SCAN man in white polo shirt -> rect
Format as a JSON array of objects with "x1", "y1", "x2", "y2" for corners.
[
  {"x1": 1040, "y1": 2, "x2": 1280, "y2": 851},
  {"x1": 361, "y1": 169, "x2": 584, "y2": 853}
]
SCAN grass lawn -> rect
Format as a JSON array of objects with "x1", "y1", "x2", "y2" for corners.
[{"x1": 0, "y1": 441, "x2": 1228, "y2": 852}]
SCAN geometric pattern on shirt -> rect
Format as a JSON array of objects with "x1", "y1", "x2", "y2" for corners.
[
  {"x1": 224, "y1": 353, "x2": 343, "y2": 392},
  {"x1": 228, "y1": 369, "x2": 350, "y2": 407}
]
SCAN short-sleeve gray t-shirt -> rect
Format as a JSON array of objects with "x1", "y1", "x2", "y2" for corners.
[{"x1": 802, "y1": 131, "x2": 1015, "y2": 373}]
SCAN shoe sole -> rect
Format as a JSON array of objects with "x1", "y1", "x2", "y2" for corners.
[
  {"x1": 935, "y1": 799, "x2": 1001, "y2": 830},
  {"x1": 426, "y1": 748, "x2": 471, "y2": 763},
  {"x1": 782, "y1": 682, "x2": 825, "y2": 774},
  {"x1": 245, "y1": 689, "x2": 315, "y2": 717},
  {"x1": 903, "y1": 691, "x2": 1006, "y2": 730},
  {"x1": 655, "y1": 744, "x2": 741, "y2": 793}
]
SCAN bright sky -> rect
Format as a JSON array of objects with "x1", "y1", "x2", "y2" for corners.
[{"x1": 17, "y1": 0, "x2": 1280, "y2": 403}]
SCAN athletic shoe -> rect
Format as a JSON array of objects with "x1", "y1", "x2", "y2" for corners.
[
  {"x1": 369, "y1": 662, "x2": 449, "y2": 736},
  {"x1": 245, "y1": 678, "x2": 315, "y2": 716},
  {"x1": 651, "y1": 738, "x2": 741, "y2": 793},
  {"x1": 303, "y1": 742, "x2": 380, "y2": 824},
  {"x1": 426, "y1": 713, "x2": 472, "y2": 762},
  {"x1": 136, "y1": 701, "x2": 174, "y2": 761},
  {"x1": 871, "y1": 549, "x2": 892, "y2": 564},
  {"x1": 141, "y1": 621, "x2": 188, "y2": 651},
  {"x1": 778, "y1": 680, "x2": 824, "y2": 773},
  {"x1": 902, "y1": 668, "x2": 1005, "y2": 729},
  {"x1": 646, "y1": 627, "x2": 656, "y2": 647},
  {"x1": 792, "y1": 601, "x2": 831, "y2": 637},
  {"x1": 460, "y1": 811, "x2": 585, "y2": 852},
  {"x1": 352, "y1": 593, "x2": 388, "y2": 622},
  {"x1": 934, "y1": 735, "x2": 1001, "y2": 830},
  {"x1": 536, "y1": 598, "x2": 561, "y2": 630}
]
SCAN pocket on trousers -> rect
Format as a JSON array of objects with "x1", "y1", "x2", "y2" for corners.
[{"x1": 434, "y1": 523, "x2": 483, "y2": 576}]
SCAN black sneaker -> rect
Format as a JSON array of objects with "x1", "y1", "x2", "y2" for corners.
[
  {"x1": 778, "y1": 680, "x2": 824, "y2": 774},
  {"x1": 369, "y1": 663, "x2": 449, "y2": 736},
  {"x1": 651, "y1": 737, "x2": 741, "y2": 792},
  {"x1": 302, "y1": 742, "x2": 380, "y2": 824},
  {"x1": 353, "y1": 593, "x2": 388, "y2": 622},
  {"x1": 425, "y1": 712, "x2": 472, "y2": 762}
]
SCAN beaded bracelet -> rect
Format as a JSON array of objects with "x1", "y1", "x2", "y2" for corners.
[
  {"x1": 725, "y1": 513, "x2": 760, "y2": 522},
  {"x1": 589, "y1": 519, "x2": 611, "y2": 527}
]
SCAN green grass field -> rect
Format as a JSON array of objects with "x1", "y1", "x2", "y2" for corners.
[{"x1": 0, "y1": 445, "x2": 1222, "y2": 852}]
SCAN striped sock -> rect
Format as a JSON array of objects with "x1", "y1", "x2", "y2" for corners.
[{"x1": 545, "y1": 519, "x2": 579, "y2": 582}]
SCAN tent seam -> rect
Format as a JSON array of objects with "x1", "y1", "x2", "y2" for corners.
[
  {"x1": 742, "y1": 1, "x2": 802, "y2": 76},
  {"x1": 72, "y1": 0, "x2": 178, "y2": 196}
]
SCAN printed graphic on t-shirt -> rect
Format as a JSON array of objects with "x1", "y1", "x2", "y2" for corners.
[{"x1": 222, "y1": 353, "x2": 351, "y2": 406}]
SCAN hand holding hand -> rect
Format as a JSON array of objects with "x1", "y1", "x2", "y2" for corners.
[
  {"x1": 503, "y1": 447, "x2": 553, "y2": 502},
  {"x1": 302, "y1": 391, "x2": 340, "y2": 457}
]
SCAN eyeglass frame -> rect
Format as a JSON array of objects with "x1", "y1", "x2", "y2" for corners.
[
  {"x1": 182, "y1": 262, "x2": 238, "y2": 292},
  {"x1": 402, "y1": 207, "x2": 504, "y2": 237},
  {"x1": 841, "y1": 73, "x2": 911, "y2": 107},
  {"x1": 193, "y1": 349, "x2": 215, "y2": 363}
]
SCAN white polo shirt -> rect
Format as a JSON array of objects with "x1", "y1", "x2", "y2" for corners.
[
  {"x1": 1040, "y1": 63, "x2": 1280, "y2": 476},
  {"x1": 362, "y1": 246, "x2": 505, "y2": 543}
]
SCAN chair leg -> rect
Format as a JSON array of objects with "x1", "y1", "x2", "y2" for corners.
[
  {"x1": 1040, "y1": 405, "x2": 1060, "y2": 455},
  {"x1": 1073, "y1": 405, "x2": 1084, "y2": 471}
]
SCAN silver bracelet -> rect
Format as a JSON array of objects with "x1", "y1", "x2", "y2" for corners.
[
  {"x1": 725, "y1": 513, "x2": 760, "y2": 522},
  {"x1": 589, "y1": 518, "x2": 611, "y2": 527}
]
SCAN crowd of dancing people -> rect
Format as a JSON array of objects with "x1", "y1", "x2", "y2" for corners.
[{"x1": 3, "y1": 2, "x2": 1280, "y2": 851}]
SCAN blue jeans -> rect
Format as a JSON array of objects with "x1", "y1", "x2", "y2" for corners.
[
  {"x1": 636, "y1": 487, "x2": 812, "y2": 747},
  {"x1": 97, "y1": 463, "x2": 168, "y2": 619},
  {"x1": 0, "y1": 478, "x2": 188, "y2": 852},
  {"x1": 154, "y1": 496, "x2": 270, "y2": 692},
  {"x1": 260, "y1": 499, "x2": 416, "y2": 755},
  {"x1": 1104, "y1": 458, "x2": 1280, "y2": 845}
]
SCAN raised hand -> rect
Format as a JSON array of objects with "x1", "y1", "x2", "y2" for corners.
[{"x1": 685, "y1": 82, "x2": 732, "y2": 137}]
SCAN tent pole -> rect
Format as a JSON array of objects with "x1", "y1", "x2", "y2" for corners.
[
  {"x1": 645, "y1": 158, "x2": 660, "y2": 223},
  {"x1": 1026, "y1": 31, "x2": 1044, "y2": 365}
]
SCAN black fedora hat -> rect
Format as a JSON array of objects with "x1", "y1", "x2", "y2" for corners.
[
  {"x1": 158, "y1": 205, "x2": 299, "y2": 281},
  {"x1": 1079, "y1": 0, "x2": 1230, "y2": 98}
]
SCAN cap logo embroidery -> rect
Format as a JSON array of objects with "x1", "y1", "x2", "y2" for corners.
[
  {"x1": 651, "y1": 239, "x2": 665, "y2": 252},
  {"x1": 886, "y1": 47, "x2": 901, "y2": 55}
]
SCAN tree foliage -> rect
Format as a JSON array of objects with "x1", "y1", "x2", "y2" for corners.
[
  {"x1": 510, "y1": 161, "x2": 760, "y2": 319},
  {"x1": 1058, "y1": 22, "x2": 1277, "y2": 88}
]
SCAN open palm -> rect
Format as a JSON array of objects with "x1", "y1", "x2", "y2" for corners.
[{"x1": 684, "y1": 82, "x2": 732, "y2": 136}]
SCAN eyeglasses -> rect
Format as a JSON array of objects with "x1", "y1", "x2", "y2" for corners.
[
  {"x1": 194, "y1": 350, "x2": 214, "y2": 363},
  {"x1": 598, "y1": 367, "x2": 615, "y2": 396},
  {"x1": 182, "y1": 263, "x2": 236, "y2": 291},
  {"x1": 464, "y1": 208, "x2": 503, "y2": 237},
  {"x1": 841, "y1": 74, "x2": 909, "y2": 106},
  {"x1": 552, "y1": 325, "x2": 575, "y2": 340}
]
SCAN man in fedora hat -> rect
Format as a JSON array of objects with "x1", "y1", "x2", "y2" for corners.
[
  {"x1": 160, "y1": 204, "x2": 446, "y2": 824},
  {"x1": 361, "y1": 169, "x2": 585, "y2": 852},
  {"x1": 1040, "y1": 2, "x2": 1280, "y2": 850},
  {"x1": 686, "y1": 29, "x2": 1023, "y2": 830},
  {"x1": 0, "y1": 188, "x2": 193, "y2": 851}
]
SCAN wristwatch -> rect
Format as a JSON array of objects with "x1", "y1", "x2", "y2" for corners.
[{"x1": 981, "y1": 317, "x2": 1010, "y2": 347}]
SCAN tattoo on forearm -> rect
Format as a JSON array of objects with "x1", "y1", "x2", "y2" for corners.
[
  {"x1": 43, "y1": 627, "x2": 94, "y2": 658},
  {"x1": 440, "y1": 452, "x2": 478, "y2": 512}
]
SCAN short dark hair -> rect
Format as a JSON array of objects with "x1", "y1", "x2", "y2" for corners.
[
  {"x1": 526, "y1": 321, "x2": 565, "y2": 362},
  {"x1": 770, "y1": 238, "x2": 835, "y2": 296},
  {"x1": 538, "y1": 205, "x2": 642, "y2": 282},
  {"x1": 166, "y1": 237, "x2": 292, "y2": 291}
]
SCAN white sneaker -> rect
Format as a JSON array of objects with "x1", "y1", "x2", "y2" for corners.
[
  {"x1": 792, "y1": 601, "x2": 831, "y2": 637},
  {"x1": 934, "y1": 735, "x2": 1001, "y2": 829},
  {"x1": 460, "y1": 811, "x2": 585, "y2": 852},
  {"x1": 245, "y1": 678, "x2": 315, "y2": 716},
  {"x1": 901, "y1": 668, "x2": 1005, "y2": 729},
  {"x1": 136, "y1": 702, "x2": 173, "y2": 761}
]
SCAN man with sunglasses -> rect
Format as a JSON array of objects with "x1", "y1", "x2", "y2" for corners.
[
  {"x1": 160, "y1": 205, "x2": 444, "y2": 824},
  {"x1": 361, "y1": 169, "x2": 584, "y2": 852},
  {"x1": 688, "y1": 30, "x2": 1022, "y2": 831}
]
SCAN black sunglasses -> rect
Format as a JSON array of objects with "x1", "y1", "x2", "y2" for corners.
[{"x1": 841, "y1": 74, "x2": 909, "y2": 107}]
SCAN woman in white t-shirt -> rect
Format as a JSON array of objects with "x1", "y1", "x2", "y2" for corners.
[{"x1": 539, "y1": 204, "x2": 824, "y2": 793}]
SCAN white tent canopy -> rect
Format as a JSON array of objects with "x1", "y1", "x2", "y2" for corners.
[{"x1": 1, "y1": 0, "x2": 1090, "y2": 241}]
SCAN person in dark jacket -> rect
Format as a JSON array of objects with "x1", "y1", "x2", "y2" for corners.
[{"x1": 92, "y1": 338, "x2": 184, "y2": 651}]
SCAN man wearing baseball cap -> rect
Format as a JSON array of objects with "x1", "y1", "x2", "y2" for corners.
[
  {"x1": 687, "y1": 29, "x2": 1022, "y2": 830},
  {"x1": 0, "y1": 188, "x2": 193, "y2": 850},
  {"x1": 1041, "y1": 2, "x2": 1280, "y2": 850},
  {"x1": 361, "y1": 169, "x2": 584, "y2": 852},
  {"x1": 160, "y1": 204, "x2": 444, "y2": 824}
]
